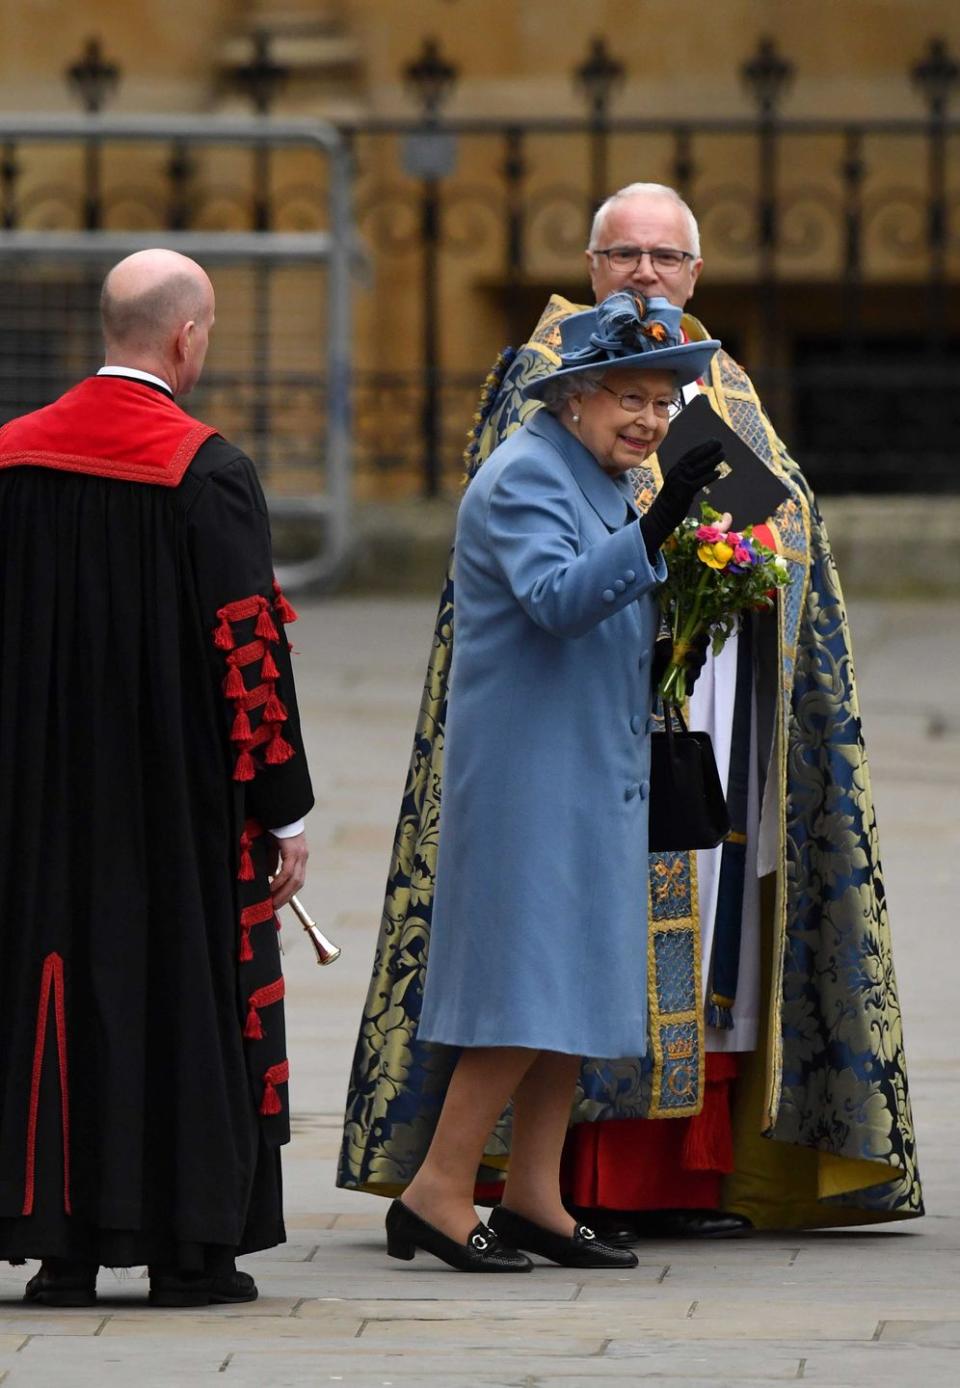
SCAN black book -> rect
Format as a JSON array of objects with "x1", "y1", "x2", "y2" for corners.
[{"x1": 656, "y1": 393, "x2": 790, "y2": 529}]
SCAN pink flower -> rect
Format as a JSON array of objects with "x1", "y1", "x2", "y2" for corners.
[
  {"x1": 732, "y1": 543, "x2": 757, "y2": 567},
  {"x1": 696, "y1": 524, "x2": 723, "y2": 543}
]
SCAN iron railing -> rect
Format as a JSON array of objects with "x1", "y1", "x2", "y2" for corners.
[
  {"x1": 0, "y1": 36, "x2": 958, "y2": 497},
  {"x1": 0, "y1": 114, "x2": 354, "y2": 590}
]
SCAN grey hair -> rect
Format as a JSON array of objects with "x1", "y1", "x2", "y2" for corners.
[
  {"x1": 539, "y1": 369, "x2": 603, "y2": 415},
  {"x1": 588, "y1": 182, "x2": 701, "y2": 258}
]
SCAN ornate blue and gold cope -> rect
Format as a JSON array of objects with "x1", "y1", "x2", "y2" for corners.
[{"x1": 338, "y1": 296, "x2": 923, "y2": 1228}]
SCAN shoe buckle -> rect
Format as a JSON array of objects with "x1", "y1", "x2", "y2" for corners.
[
  {"x1": 470, "y1": 1231, "x2": 490, "y2": 1251},
  {"x1": 578, "y1": 1225, "x2": 597, "y2": 1240}
]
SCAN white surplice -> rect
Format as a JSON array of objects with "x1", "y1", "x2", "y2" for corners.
[{"x1": 688, "y1": 638, "x2": 761, "y2": 1053}]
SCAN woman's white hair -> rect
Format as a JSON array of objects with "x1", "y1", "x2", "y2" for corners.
[
  {"x1": 538, "y1": 369, "x2": 603, "y2": 415},
  {"x1": 589, "y1": 183, "x2": 701, "y2": 258}
]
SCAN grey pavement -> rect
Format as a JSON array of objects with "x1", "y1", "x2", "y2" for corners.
[{"x1": 1, "y1": 596, "x2": 958, "y2": 1386}]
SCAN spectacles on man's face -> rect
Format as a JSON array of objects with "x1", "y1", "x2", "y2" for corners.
[
  {"x1": 597, "y1": 381, "x2": 682, "y2": 419},
  {"x1": 593, "y1": 245, "x2": 696, "y2": 274}
]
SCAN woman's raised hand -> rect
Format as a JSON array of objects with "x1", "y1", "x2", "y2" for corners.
[{"x1": 638, "y1": 439, "x2": 724, "y2": 559}]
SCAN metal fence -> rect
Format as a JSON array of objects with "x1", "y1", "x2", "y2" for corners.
[
  {"x1": 1, "y1": 36, "x2": 959, "y2": 502},
  {"x1": 340, "y1": 111, "x2": 960, "y2": 497},
  {"x1": 0, "y1": 115, "x2": 353, "y2": 591}
]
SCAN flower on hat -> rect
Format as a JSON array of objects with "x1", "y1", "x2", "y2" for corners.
[
  {"x1": 586, "y1": 291, "x2": 682, "y2": 360},
  {"x1": 641, "y1": 321, "x2": 669, "y2": 343}
]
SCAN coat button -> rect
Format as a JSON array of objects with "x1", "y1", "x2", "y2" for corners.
[
  {"x1": 624, "y1": 569, "x2": 636, "y2": 582},
  {"x1": 602, "y1": 588, "x2": 616, "y2": 603},
  {"x1": 640, "y1": 779, "x2": 650, "y2": 800},
  {"x1": 614, "y1": 578, "x2": 626, "y2": 593},
  {"x1": 624, "y1": 782, "x2": 640, "y2": 801},
  {"x1": 630, "y1": 714, "x2": 643, "y2": 734}
]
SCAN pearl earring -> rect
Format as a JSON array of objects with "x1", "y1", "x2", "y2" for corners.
[{"x1": 571, "y1": 412, "x2": 580, "y2": 423}]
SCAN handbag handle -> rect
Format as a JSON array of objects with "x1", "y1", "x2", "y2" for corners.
[{"x1": 661, "y1": 700, "x2": 689, "y2": 742}]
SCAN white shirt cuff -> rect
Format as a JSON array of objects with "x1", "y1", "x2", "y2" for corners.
[{"x1": 269, "y1": 818, "x2": 305, "y2": 839}]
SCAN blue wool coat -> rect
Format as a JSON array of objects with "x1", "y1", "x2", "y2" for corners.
[{"x1": 417, "y1": 409, "x2": 666, "y2": 1059}]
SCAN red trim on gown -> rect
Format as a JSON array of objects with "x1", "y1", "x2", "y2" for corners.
[
  {"x1": 474, "y1": 1053, "x2": 739, "y2": 1210},
  {"x1": 0, "y1": 376, "x2": 217, "y2": 486}
]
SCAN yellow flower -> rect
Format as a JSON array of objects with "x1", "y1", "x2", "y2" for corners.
[{"x1": 697, "y1": 541, "x2": 734, "y2": 569}]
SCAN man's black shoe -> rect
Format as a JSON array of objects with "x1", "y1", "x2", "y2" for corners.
[
  {"x1": 148, "y1": 1265, "x2": 258, "y2": 1307},
  {"x1": 24, "y1": 1258, "x2": 98, "y2": 1307},
  {"x1": 630, "y1": 1208, "x2": 754, "y2": 1239}
]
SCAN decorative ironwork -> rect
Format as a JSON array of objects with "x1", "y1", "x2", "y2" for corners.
[
  {"x1": 4, "y1": 38, "x2": 960, "y2": 498},
  {"x1": 64, "y1": 38, "x2": 122, "y2": 232},
  {"x1": 911, "y1": 36, "x2": 960, "y2": 119},
  {"x1": 502, "y1": 127, "x2": 527, "y2": 280},
  {"x1": 228, "y1": 29, "x2": 290, "y2": 115},
  {"x1": 1, "y1": 142, "x2": 19, "y2": 230},
  {"x1": 740, "y1": 36, "x2": 794, "y2": 119},
  {"x1": 65, "y1": 37, "x2": 121, "y2": 114},
  {"x1": 404, "y1": 38, "x2": 459, "y2": 119},
  {"x1": 166, "y1": 140, "x2": 194, "y2": 231},
  {"x1": 574, "y1": 37, "x2": 625, "y2": 219},
  {"x1": 574, "y1": 37, "x2": 625, "y2": 120}
]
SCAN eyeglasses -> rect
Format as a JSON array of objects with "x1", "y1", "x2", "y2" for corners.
[
  {"x1": 597, "y1": 381, "x2": 682, "y2": 419},
  {"x1": 592, "y1": 245, "x2": 696, "y2": 273}
]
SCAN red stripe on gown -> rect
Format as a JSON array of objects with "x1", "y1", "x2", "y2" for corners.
[
  {"x1": 22, "y1": 952, "x2": 71, "y2": 1216},
  {"x1": 473, "y1": 1053, "x2": 739, "y2": 1209}
]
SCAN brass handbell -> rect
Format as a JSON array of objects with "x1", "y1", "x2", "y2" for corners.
[{"x1": 287, "y1": 894, "x2": 341, "y2": 965}]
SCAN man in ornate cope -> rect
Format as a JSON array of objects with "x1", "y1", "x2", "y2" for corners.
[{"x1": 338, "y1": 183, "x2": 923, "y2": 1236}]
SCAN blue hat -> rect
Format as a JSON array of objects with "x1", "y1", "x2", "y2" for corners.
[{"x1": 525, "y1": 291, "x2": 720, "y2": 399}]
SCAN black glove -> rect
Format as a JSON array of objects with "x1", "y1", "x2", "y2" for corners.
[
  {"x1": 638, "y1": 439, "x2": 724, "y2": 560},
  {"x1": 652, "y1": 630, "x2": 710, "y2": 696}
]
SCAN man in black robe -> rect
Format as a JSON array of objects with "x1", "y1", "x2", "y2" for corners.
[{"x1": 0, "y1": 249, "x2": 314, "y2": 1306}]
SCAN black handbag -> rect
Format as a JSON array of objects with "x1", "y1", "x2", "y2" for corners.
[{"x1": 648, "y1": 702, "x2": 731, "y2": 852}]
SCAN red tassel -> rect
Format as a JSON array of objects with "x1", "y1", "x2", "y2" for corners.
[
  {"x1": 244, "y1": 1003, "x2": 263, "y2": 1040},
  {"x1": 265, "y1": 727, "x2": 295, "y2": 765},
  {"x1": 260, "y1": 1079, "x2": 282, "y2": 1115},
  {"x1": 261, "y1": 650, "x2": 280, "y2": 680},
  {"x1": 237, "y1": 830, "x2": 255, "y2": 882},
  {"x1": 254, "y1": 605, "x2": 278, "y2": 642},
  {"x1": 231, "y1": 707, "x2": 252, "y2": 742},
  {"x1": 239, "y1": 927, "x2": 254, "y2": 963},
  {"x1": 259, "y1": 1059, "x2": 289, "y2": 1115},
  {"x1": 263, "y1": 692, "x2": 287, "y2": 723},
  {"x1": 224, "y1": 664, "x2": 246, "y2": 698},
  {"x1": 213, "y1": 615, "x2": 235, "y2": 650},
  {"x1": 272, "y1": 583, "x2": 298, "y2": 625},
  {"x1": 233, "y1": 748, "x2": 256, "y2": 782}
]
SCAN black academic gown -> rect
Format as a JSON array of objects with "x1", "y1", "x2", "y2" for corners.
[{"x1": 0, "y1": 395, "x2": 313, "y2": 1268}]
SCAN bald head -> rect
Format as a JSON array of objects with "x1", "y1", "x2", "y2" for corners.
[{"x1": 100, "y1": 249, "x2": 215, "y2": 396}]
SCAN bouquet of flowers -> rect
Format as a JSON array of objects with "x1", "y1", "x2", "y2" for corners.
[{"x1": 657, "y1": 504, "x2": 789, "y2": 705}]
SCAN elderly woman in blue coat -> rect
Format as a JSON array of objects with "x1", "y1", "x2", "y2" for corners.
[{"x1": 387, "y1": 292, "x2": 722, "y2": 1272}]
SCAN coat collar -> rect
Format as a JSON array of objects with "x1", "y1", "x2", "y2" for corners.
[{"x1": 526, "y1": 408, "x2": 637, "y2": 530}]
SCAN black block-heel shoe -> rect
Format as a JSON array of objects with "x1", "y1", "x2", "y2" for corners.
[
  {"x1": 385, "y1": 1199, "x2": 533, "y2": 1273},
  {"x1": 489, "y1": 1206, "x2": 639, "y2": 1269}
]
